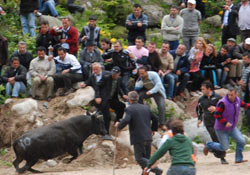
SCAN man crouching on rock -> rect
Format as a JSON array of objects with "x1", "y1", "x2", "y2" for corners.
[{"x1": 115, "y1": 91, "x2": 163, "y2": 175}]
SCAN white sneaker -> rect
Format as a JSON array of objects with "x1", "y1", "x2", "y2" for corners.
[{"x1": 190, "y1": 92, "x2": 199, "y2": 97}]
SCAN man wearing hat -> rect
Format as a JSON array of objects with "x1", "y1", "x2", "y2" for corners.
[
  {"x1": 221, "y1": 0, "x2": 239, "y2": 45},
  {"x1": 79, "y1": 40, "x2": 103, "y2": 78},
  {"x1": 227, "y1": 38, "x2": 242, "y2": 86},
  {"x1": 180, "y1": 0, "x2": 202, "y2": 51},
  {"x1": 79, "y1": 15, "x2": 101, "y2": 49},
  {"x1": 109, "y1": 66, "x2": 127, "y2": 122},
  {"x1": 234, "y1": 38, "x2": 250, "y2": 59}
]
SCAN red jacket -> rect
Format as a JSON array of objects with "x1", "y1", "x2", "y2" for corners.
[{"x1": 50, "y1": 26, "x2": 79, "y2": 55}]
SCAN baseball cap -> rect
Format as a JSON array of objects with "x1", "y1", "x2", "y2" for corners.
[
  {"x1": 187, "y1": 0, "x2": 196, "y2": 4},
  {"x1": 245, "y1": 38, "x2": 250, "y2": 45},
  {"x1": 227, "y1": 38, "x2": 236, "y2": 43},
  {"x1": 111, "y1": 66, "x2": 121, "y2": 74}
]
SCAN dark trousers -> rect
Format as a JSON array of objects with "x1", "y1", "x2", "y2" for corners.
[
  {"x1": 121, "y1": 71, "x2": 130, "y2": 94},
  {"x1": 245, "y1": 109, "x2": 250, "y2": 133},
  {"x1": 240, "y1": 29, "x2": 250, "y2": 42},
  {"x1": 67, "y1": 0, "x2": 84, "y2": 13},
  {"x1": 134, "y1": 141, "x2": 151, "y2": 169},
  {"x1": 206, "y1": 125, "x2": 226, "y2": 159},
  {"x1": 96, "y1": 99, "x2": 111, "y2": 134},
  {"x1": 109, "y1": 97, "x2": 125, "y2": 122},
  {"x1": 53, "y1": 72, "x2": 83, "y2": 91},
  {"x1": 138, "y1": 90, "x2": 166, "y2": 125},
  {"x1": 222, "y1": 26, "x2": 237, "y2": 45},
  {"x1": 176, "y1": 72, "x2": 190, "y2": 93},
  {"x1": 189, "y1": 71, "x2": 203, "y2": 91}
]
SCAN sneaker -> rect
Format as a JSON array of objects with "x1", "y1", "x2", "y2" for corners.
[
  {"x1": 102, "y1": 135, "x2": 113, "y2": 141},
  {"x1": 152, "y1": 167, "x2": 163, "y2": 175},
  {"x1": 221, "y1": 158, "x2": 229, "y2": 164},
  {"x1": 214, "y1": 85, "x2": 221, "y2": 89},
  {"x1": 235, "y1": 160, "x2": 248, "y2": 164},
  {"x1": 229, "y1": 79, "x2": 237, "y2": 87},
  {"x1": 190, "y1": 92, "x2": 199, "y2": 97}
]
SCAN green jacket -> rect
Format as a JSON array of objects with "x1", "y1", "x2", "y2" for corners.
[{"x1": 148, "y1": 134, "x2": 194, "y2": 167}]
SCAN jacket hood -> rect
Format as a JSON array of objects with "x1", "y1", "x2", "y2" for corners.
[{"x1": 173, "y1": 134, "x2": 187, "y2": 143}]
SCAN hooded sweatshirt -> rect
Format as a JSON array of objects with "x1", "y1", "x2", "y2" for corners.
[{"x1": 148, "y1": 134, "x2": 194, "y2": 167}]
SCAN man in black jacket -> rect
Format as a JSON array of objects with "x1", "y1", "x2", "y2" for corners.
[
  {"x1": 115, "y1": 91, "x2": 162, "y2": 175},
  {"x1": 102, "y1": 40, "x2": 135, "y2": 94},
  {"x1": 109, "y1": 66, "x2": 127, "y2": 122},
  {"x1": 221, "y1": 0, "x2": 239, "y2": 45},
  {"x1": 36, "y1": 21, "x2": 59, "y2": 56},
  {"x1": 20, "y1": 0, "x2": 39, "y2": 37},
  {"x1": 80, "y1": 62, "x2": 113, "y2": 140},
  {"x1": 2, "y1": 57, "x2": 27, "y2": 97},
  {"x1": 196, "y1": 81, "x2": 228, "y2": 164}
]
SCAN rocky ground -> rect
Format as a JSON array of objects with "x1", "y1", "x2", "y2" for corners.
[{"x1": 0, "y1": 151, "x2": 250, "y2": 175}]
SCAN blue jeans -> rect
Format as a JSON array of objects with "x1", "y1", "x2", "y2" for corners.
[
  {"x1": 168, "y1": 40, "x2": 179, "y2": 51},
  {"x1": 39, "y1": 0, "x2": 58, "y2": 17},
  {"x1": 216, "y1": 68, "x2": 228, "y2": 86},
  {"x1": 164, "y1": 73, "x2": 177, "y2": 99},
  {"x1": 167, "y1": 165, "x2": 196, "y2": 175},
  {"x1": 206, "y1": 127, "x2": 245, "y2": 162},
  {"x1": 6, "y1": 82, "x2": 26, "y2": 97},
  {"x1": 20, "y1": 13, "x2": 36, "y2": 37}
]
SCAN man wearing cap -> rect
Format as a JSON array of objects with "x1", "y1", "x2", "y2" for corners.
[
  {"x1": 109, "y1": 66, "x2": 127, "y2": 122},
  {"x1": 234, "y1": 38, "x2": 250, "y2": 59},
  {"x1": 80, "y1": 62, "x2": 113, "y2": 140},
  {"x1": 180, "y1": 0, "x2": 202, "y2": 51},
  {"x1": 221, "y1": 0, "x2": 239, "y2": 45},
  {"x1": 115, "y1": 91, "x2": 162, "y2": 175},
  {"x1": 79, "y1": 15, "x2": 100, "y2": 49},
  {"x1": 227, "y1": 38, "x2": 242, "y2": 86},
  {"x1": 79, "y1": 40, "x2": 103, "y2": 78}
]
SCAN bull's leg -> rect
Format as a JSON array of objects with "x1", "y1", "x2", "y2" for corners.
[
  {"x1": 78, "y1": 143, "x2": 83, "y2": 154},
  {"x1": 28, "y1": 167, "x2": 42, "y2": 173},
  {"x1": 13, "y1": 156, "x2": 23, "y2": 172},
  {"x1": 67, "y1": 149, "x2": 78, "y2": 163},
  {"x1": 17, "y1": 159, "x2": 39, "y2": 174}
]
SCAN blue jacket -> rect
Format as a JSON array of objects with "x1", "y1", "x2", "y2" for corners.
[
  {"x1": 135, "y1": 71, "x2": 166, "y2": 98},
  {"x1": 169, "y1": 50, "x2": 190, "y2": 74}
]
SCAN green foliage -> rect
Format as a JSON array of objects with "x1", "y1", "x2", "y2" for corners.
[
  {"x1": 96, "y1": 0, "x2": 131, "y2": 26},
  {"x1": 0, "y1": 159, "x2": 12, "y2": 167},
  {"x1": 205, "y1": 0, "x2": 224, "y2": 17},
  {"x1": 0, "y1": 85, "x2": 8, "y2": 104},
  {"x1": 0, "y1": 148, "x2": 8, "y2": 156}
]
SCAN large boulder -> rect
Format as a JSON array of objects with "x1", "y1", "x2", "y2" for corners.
[
  {"x1": 184, "y1": 118, "x2": 212, "y2": 143},
  {"x1": 205, "y1": 15, "x2": 221, "y2": 27},
  {"x1": 11, "y1": 99, "x2": 38, "y2": 115},
  {"x1": 143, "y1": 5, "x2": 165, "y2": 27},
  {"x1": 163, "y1": 0, "x2": 174, "y2": 5},
  {"x1": 116, "y1": 130, "x2": 133, "y2": 153},
  {"x1": 37, "y1": 15, "x2": 62, "y2": 28},
  {"x1": 66, "y1": 86, "x2": 95, "y2": 108}
]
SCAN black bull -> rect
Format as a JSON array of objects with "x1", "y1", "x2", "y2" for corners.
[{"x1": 13, "y1": 113, "x2": 107, "y2": 173}]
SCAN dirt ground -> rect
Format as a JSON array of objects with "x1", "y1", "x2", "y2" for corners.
[{"x1": 0, "y1": 151, "x2": 250, "y2": 175}]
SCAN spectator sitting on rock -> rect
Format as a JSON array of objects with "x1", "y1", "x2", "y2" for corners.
[
  {"x1": 79, "y1": 15, "x2": 100, "y2": 49},
  {"x1": 52, "y1": 47, "x2": 83, "y2": 96},
  {"x1": 38, "y1": 0, "x2": 58, "y2": 17},
  {"x1": 66, "y1": 0, "x2": 84, "y2": 14},
  {"x1": 36, "y1": 20, "x2": 60, "y2": 56},
  {"x1": 79, "y1": 40, "x2": 103, "y2": 79},
  {"x1": 29, "y1": 46, "x2": 56, "y2": 101},
  {"x1": 2, "y1": 57, "x2": 27, "y2": 98}
]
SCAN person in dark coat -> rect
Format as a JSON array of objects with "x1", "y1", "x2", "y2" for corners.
[
  {"x1": 2, "y1": 57, "x2": 27, "y2": 97},
  {"x1": 221, "y1": 0, "x2": 239, "y2": 45},
  {"x1": 36, "y1": 21, "x2": 60, "y2": 56},
  {"x1": 115, "y1": 91, "x2": 162, "y2": 175},
  {"x1": 109, "y1": 66, "x2": 127, "y2": 122},
  {"x1": 80, "y1": 62, "x2": 113, "y2": 140},
  {"x1": 0, "y1": 35, "x2": 8, "y2": 74},
  {"x1": 196, "y1": 82, "x2": 228, "y2": 164},
  {"x1": 20, "y1": 0, "x2": 39, "y2": 37}
]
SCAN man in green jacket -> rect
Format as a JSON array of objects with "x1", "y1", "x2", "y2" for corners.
[{"x1": 145, "y1": 119, "x2": 196, "y2": 175}]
